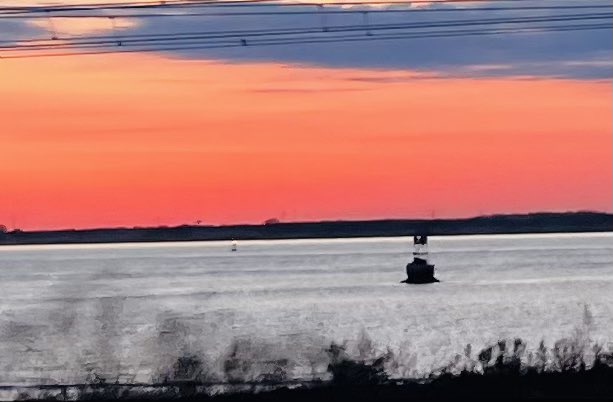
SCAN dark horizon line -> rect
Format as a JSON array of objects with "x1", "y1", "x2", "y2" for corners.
[{"x1": 2, "y1": 210, "x2": 611, "y2": 235}]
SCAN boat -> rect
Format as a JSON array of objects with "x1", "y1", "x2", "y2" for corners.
[
  {"x1": 231, "y1": 239, "x2": 237, "y2": 252},
  {"x1": 402, "y1": 235, "x2": 438, "y2": 284}
]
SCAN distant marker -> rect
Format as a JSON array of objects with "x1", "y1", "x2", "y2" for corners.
[{"x1": 402, "y1": 235, "x2": 439, "y2": 284}]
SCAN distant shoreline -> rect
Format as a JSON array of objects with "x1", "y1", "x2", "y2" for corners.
[{"x1": 1, "y1": 212, "x2": 611, "y2": 246}]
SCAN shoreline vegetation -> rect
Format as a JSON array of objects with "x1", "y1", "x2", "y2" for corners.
[
  {"x1": 1, "y1": 212, "x2": 611, "y2": 246},
  {"x1": 8, "y1": 330, "x2": 613, "y2": 401},
  {"x1": 10, "y1": 368, "x2": 613, "y2": 402},
  {"x1": 4, "y1": 307, "x2": 612, "y2": 401}
]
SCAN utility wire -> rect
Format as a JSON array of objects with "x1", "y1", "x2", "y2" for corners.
[
  {"x1": 1, "y1": 0, "x2": 608, "y2": 14},
  {"x1": 2, "y1": 12, "x2": 610, "y2": 50},
  {"x1": 1, "y1": 22, "x2": 609, "y2": 59},
  {"x1": 1, "y1": 0, "x2": 609, "y2": 59},
  {"x1": 2, "y1": 4, "x2": 611, "y2": 18}
]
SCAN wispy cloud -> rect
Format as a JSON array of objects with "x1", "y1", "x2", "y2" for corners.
[{"x1": 1, "y1": 0, "x2": 611, "y2": 79}]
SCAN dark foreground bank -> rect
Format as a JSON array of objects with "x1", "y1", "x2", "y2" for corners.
[
  {"x1": 14, "y1": 364, "x2": 613, "y2": 402},
  {"x1": 1, "y1": 212, "x2": 611, "y2": 245},
  {"x1": 12, "y1": 336, "x2": 613, "y2": 402}
]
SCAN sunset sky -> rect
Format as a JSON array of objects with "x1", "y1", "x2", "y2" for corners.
[{"x1": 0, "y1": 0, "x2": 611, "y2": 230}]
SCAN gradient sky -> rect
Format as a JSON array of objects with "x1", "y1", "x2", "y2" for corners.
[{"x1": 0, "y1": 1, "x2": 611, "y2": 230}]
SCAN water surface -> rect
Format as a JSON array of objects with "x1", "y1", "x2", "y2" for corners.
[{"x1": 1, "y1": 233, "x2": 612, "y2": 385}]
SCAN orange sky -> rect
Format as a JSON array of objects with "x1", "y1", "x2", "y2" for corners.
[{"x1": 0, "y1": 53, "x2": 611, "y2": 230}]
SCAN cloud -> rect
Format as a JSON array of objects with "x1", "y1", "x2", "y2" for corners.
[
  {"x1": 248, "y1": 87, "x2": 367, "y2": 93},
  {"x1": 2, "y1": 0, "x2": 611, "y2": 79},
  {"x1": 27, "y1": 16, "x2": 138, "y2": 36}
]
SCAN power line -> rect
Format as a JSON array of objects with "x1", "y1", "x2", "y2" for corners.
[
  {"x1": 1, "y1": 0, "x2": 608, "y2": 59},
  {"x1": 1, "y1": 22, "x2": 609, "y2": 59},
  {"x1": 1, "y1": 0, "x2": 608, "y2": 14},
  {"x1": 2, "y1": 12, "x2": 610, "y2": 50},
  {"x1": 2, "y1": 4, "x2": 611, "y2": 19}
]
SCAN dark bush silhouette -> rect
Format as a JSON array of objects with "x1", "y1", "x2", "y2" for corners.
[
  {"x1": 172, "y1": 355, "x2": 206, "y2": 382},
  {"x1": 12, "y1": 332, "x2": 613, "y2": 402},
  {"x1": 325, "y1": 342, "x2": 389, "y2": 385},
  {"x1": 223, "y1": 339, "x2": 292, "y2": 385}
]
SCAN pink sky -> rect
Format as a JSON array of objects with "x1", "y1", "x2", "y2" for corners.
[{"x1": 0, "y1": 52, "x2": 611, "y2": 230}]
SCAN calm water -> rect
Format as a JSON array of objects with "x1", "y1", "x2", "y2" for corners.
[{"x1": 0, "y1": 233, "x2": 612, "y2": 386}]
